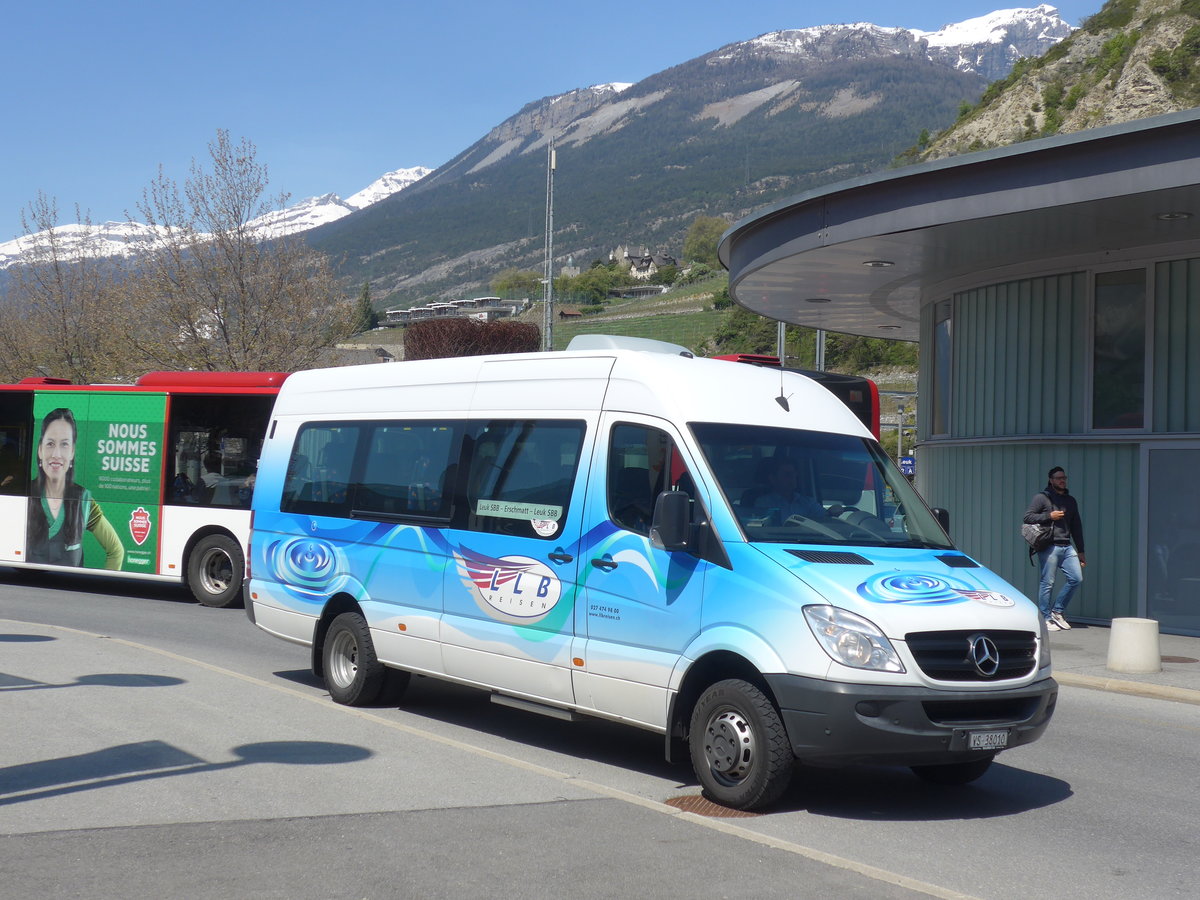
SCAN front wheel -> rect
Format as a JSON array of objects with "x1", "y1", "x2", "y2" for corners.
[
  {"x1": 322, "y1": 612, "x2": 410, "y2": 706},
  {"x1": 187, "y1": 534, "x2": 244, "y2": 608},
  {"x1": 689, "y1": 678, "x2": 794, "y2": 810},
  {"x1": 910, "y1": 755, "x2": 995, "y2": 785}
]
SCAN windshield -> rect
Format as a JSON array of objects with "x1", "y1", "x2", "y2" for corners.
[{"x1": 691, "y1": 423, "x2": 953, "y2": 549}]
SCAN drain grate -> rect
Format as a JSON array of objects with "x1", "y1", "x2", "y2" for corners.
[{"x1": 664, "y1": 795, "x2": 758, "y2": 818}]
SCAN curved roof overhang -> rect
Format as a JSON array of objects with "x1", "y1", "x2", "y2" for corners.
[{"x1": 719, "y1": 108, "x2": 1200, "y2": 342}]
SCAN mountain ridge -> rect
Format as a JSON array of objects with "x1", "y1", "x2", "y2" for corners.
[{"x1": 2, "y1": 8, "x2": 1074, "y2": 299}]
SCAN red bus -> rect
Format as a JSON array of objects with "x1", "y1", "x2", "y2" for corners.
[
  {"x1": 0, "y1": 371, "x2": 286, "y2": 607},
  {"x1": 712, "y1": 353, "x2": 881, "y2": 438}
]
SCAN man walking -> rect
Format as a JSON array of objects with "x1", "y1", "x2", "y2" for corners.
[{"x1": 1024, "y1": 466, "x2": 1086, "y2": 631}]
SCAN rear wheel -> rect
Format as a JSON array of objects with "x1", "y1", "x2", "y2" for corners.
[
  {"x1": 187, "y1": 534, "x2": 244, "y2": 608},
  {"x1": 323, "y1": 612, "x2": 409, "y2": 706},
  {"x1": 689, "y1": 678, "x2": 793, "y2": 810},
  {"x1": 911, "y1": 755, "x2": 995, "y2": 785}
]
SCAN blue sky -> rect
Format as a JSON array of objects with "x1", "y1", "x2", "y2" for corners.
[{"x1": 1, "y1": 1, "x2": 1098, "y2": 241}]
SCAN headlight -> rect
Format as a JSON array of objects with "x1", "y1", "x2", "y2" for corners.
[{"x1": 803, "y1": 605, "x2": 905, "y2": 673}]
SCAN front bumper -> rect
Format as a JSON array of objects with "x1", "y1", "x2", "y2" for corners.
[{"x1": 764, "y1": 672, "x2": 1057, "y2": 766}]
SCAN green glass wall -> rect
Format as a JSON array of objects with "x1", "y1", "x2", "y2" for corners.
[{"x1": 920, "y1": 441, "x2": 1138, "y2": 622}]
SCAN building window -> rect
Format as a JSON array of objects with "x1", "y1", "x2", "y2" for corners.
[{"x1": 1092, "y1": 269, "x2": 1146, "y2": 429}]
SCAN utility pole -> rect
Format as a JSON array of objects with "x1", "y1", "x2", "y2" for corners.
[{"x1": 541, "y1": 139, "x2": 556, "y2": 352}]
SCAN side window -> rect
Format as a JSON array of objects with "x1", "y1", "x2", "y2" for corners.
[
  {"x1": 354, "y1": 422, "x2": 460, "y2": 521},
  {"x1": 0, "y1": 393, "x2": 32, "y2": 497},
  {"x1": 460, "y1": 420, "x2": 585, "y2": 540},
  {"x1": 281, "y1": 424, "x2": 361, "y2": 517},
  {"x1": 166, "y1": 394, "x2": 275, "y2": 508},
  {"x1": 608, "y1": 424, "x2": 691, "y2": 536}
]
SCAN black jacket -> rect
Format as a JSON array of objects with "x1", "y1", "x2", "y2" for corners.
[{"x1": 1023, "y1": 484, "x2": 1085, "y2": 552}]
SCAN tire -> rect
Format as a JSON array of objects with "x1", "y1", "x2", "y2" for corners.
[
  {"x1": 911, "y1": 755, "x2": 995, "y2": 786},
  {"x1": 187, "y1": 534, "x2": 244, "y2": 608},
  {"x1": 322, "y1": 612, "x2": 410, "y2": 706},
  {"x1": 689, "y1": 678, "x2": 794, "y2": 811}
]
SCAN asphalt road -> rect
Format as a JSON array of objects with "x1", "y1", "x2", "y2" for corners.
[{"x1": 2, "y1": 572, "x2": 1198, "y2": 900}]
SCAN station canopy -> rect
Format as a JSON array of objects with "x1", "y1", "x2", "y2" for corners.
[{"x1": 719, "y1": 108, "x2": 1200, "y2": 342}]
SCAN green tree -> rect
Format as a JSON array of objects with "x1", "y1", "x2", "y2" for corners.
[
  {"x1": 557, "y1": 265, "x2": 634, "y2": 303},
  {"x1": 491, "y1": 267, "x2": 542, "y2": 298},
  {"x1": 682, "y1": 215, "x2": 729, "y2": 267},
  {"x1": 651, "y1": 264, "x2": 679, "y2": 285},
  {"x1": 351, "y1": 282, "x2": 378, "y2": 333}
]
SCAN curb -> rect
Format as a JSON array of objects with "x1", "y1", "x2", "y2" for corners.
[{"x1": 1055, "y1": 671, "x2": 1200, "y2": 706}]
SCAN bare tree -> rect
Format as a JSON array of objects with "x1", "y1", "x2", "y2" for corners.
[
  {"x1": 122, "y1": 130, "x2": 356, "y2": 372},
  {"x1": 0, "y1": 194, "x2": 126, "y2": 383}
]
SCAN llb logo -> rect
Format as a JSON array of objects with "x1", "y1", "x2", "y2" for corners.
[
  {"x1": 128, "y1": 507, "x2": 152, "y2": 545},
  {"x1": 456, "y1": 547, "x2": 561, "y2": 623}
]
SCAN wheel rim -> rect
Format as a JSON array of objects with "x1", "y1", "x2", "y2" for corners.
[
  {"x1": 702, "y1": 707, "x2": 756, "y2": 785},
  {"x1": 327, "y1": 629, "x2": 360, "y2": 689},
  {"x1": 198, "y1": 547, "x2": 234, "y2": 596}
]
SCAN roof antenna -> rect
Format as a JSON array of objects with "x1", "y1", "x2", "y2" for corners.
[{"x1": 775, "y1": 367, "x2": 791, "y2": 411}]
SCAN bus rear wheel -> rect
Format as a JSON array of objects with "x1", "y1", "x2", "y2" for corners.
[
  {"x1": 323, "y1": 612, "x2": 410, "y2": 706},
  {"x1": 188, "y1": 534, "x2": 244, "y2": 608}
]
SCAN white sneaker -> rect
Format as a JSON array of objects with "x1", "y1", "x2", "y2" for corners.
[
  {"x1": 1046, "y1": 618, "x2": 1061, "y2": 632},
  {"x1": 1051, "y1": 611, "x2": 1071, "y2": 630}
]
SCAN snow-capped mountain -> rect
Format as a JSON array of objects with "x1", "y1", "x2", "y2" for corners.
[
  {"x1": 0, "y1": 221, "x2": 163, "y2": 270},
  {"x1": 1, "y1": 8, "x2": 1072, "y2": 277},
  {"x1": 344, "y1": 166, "x2": 433, "y2": 209},
  {"x1": 735, "y1": 4, "x2": 1071, "y2": 81},
  {"x1": 0, "y1": 165, "x2": 431, "y2": 270},
  {"x1": 916, "y1": 5, "x2": 1073, "y2": 79}
]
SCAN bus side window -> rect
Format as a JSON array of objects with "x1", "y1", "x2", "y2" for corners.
[
  {"x1": 355, "y1": 422, "x2": 460, "y2": 520},
  {"x1": 461, "y1": 420, "x2": 585, "y2": 539},
  {"x1": 608, "y1": 424, "x2": 691, "y2": 536},
  {"x1": 281, "y1": 424, "x2": 360, "y2": 517},
  {"x1": 0, "y1": 394, "x2": 33, "y2": 497}
]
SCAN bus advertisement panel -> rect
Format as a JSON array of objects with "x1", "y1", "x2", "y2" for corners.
[
  {"x1": 28, "y1": 392, "x2": 167, "y2": 573},
  {"x1": 2, "y1": 371, "x2": 286, "y2": 607}
]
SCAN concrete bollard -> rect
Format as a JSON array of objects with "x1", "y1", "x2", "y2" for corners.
[{"x1": 1106, "y1": 617, "x2": 1162, "y2": 674}]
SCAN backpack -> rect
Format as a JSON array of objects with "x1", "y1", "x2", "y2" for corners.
[{"x1": 1021, "y1": 490, "x2": 1055, "y2": 558}]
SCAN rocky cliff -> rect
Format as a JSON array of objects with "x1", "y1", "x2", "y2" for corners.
[{"x1": 922, "y1": 0, "x2": 1200, "y2": 160}]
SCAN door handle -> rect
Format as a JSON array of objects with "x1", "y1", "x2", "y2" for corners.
[
  {"x1": 548, "y1": 551, "x2": 573, "y2": 564},
  {"x1": 591, "y1": 555, "x2": 618, "y2": 571}
]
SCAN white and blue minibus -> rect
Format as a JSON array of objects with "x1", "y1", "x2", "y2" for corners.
[{"x1": 245, "y1": 336, "x2": 1055, "y2": 809}]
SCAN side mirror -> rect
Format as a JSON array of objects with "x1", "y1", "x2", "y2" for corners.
[
  {"x1": 931, "y1": 507, "x2": 950, "y2": 535},
  {"x1": 650, "y1": 490, "x2": 690, "y2": 551}
]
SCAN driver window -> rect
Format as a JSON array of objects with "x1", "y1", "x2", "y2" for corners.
[{"x1": 608, "y1": 424, "x2": 691, "y2": 536}]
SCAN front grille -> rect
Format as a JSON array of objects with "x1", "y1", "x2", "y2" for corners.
[
  {"x1": 923, "y1": 696, "x2": 1042, "y2": 725},
  {"x1": 905, "y1": 629, "x2": 1037, "y2": 681}
]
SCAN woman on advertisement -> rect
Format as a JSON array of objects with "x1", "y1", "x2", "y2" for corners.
[{"x1": 26, "y1": 407, "x2": 124, "y2": 569}]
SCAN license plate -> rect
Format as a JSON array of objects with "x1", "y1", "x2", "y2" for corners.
[{"x1": 968, "y1": 729, "x2": 1009, "y2": 750}]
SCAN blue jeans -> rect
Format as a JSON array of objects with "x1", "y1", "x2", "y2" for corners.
[{"x1": 1037, "y1": 544, "x2": 1082, "y2": 616}]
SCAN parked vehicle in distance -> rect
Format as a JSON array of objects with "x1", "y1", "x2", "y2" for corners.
[
  {"x1": 711, "y1": 352, "x2": 881, "y2": 438},
  {"x1": 0, "y1": 371, "x2": 286, "y2": 606},
  {"x1": 245, "y1": 335, "x2": 1055, "y2": 809}
]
